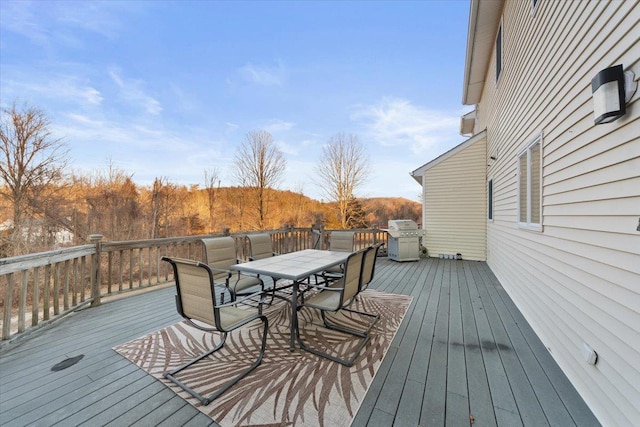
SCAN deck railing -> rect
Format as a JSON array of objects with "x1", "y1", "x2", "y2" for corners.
[{"x1": 0, "y1": 226, "x2": 387, "y2": 343}]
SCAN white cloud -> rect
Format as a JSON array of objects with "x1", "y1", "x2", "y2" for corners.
[
  {"x1": 239, "y1": 62, "x2": 286, "y2": 86},
  {"x1": 83, "y1": 87, "x2": 103, "y2": 105},
  {"x1": 351, "y1": 97, "x2": 461, "y2": 155},
  {"x1": 276, "y1": 140, "x2": 299, "y2": 156},
  {"x1": 109, "y1": 69, "x2": 125, "y2": 88},
  {"x1": 0, "y1": 1, "x2": 137, "y2": 49},
  {"x1": 54, "y1": 2, "x2": 129, "y2": 39},
  {"x1": 264, "y1": 119, "x2": 294, "y2": 133},
  {"x1": 65, "y1": 113, "x2": 103, "y2": 125},
  {"x1": 225, "y1": 122, "x2": 239, "y2": 133},
  {"x1": 1, "y1": 72, "x2": 103, "y2": 106},
  {"x1": 0, "y1": 1, "x2": 52, "y2": 46},
  {"x1": 108, "y1": 68, "x2": 162, "y2": 115},
  {"x1": 53, "y1": 111, "x2": 235, "y2": 189}
]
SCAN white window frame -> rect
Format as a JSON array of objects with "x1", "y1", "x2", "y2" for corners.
[
  {"x1": 488, "y1": 178, "x2": 494, "y2": 222},
  {"x1": 517, "y1": 133, "x2": 543, "y2": 231}
]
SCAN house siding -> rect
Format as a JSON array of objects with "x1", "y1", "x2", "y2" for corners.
[
  {"x1": 423, "y1": 137, "x2": 487, "y2": 261},
  {"x1": 475, "y1": 1, "x2": 640, "y2": 426}
]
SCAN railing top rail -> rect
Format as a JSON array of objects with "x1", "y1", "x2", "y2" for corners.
[
  {"x1": 0, "y1": 227, "x2": 384, "y2": 272},
  {"x1": 0, "y1": 244, "x2": 95, "y2": 275}
]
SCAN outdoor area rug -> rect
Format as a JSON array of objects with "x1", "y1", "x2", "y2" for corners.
[{"x1": 114, "y1": 288, "x2": 412, "y2": 427}]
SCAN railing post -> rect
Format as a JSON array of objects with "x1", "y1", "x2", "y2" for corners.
[
  {"x1": 311, "y1": 221, "x2": 323, "y2": 250},
  {"x1": 286, "y1": 223, "x2": 294, "y2": 253},
  {"x1": 312, "y1": 221, "x2": 326, "y2": 250},
  {"x1": 90, "y1": 234, "x2": 103, "y2": 307}
]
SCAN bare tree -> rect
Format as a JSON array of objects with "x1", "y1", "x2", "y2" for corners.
[
  {"x1": 233, "y1": 130, "x2": 286, "y2": 230},
  {"x1": 0, "y1": 102, "x2": 69, "y2": 255},
  {"x1": 149, "y1": 177, "x2": 167, "y2": 239},
  {"x1": 204, "y1": 168, "x2": 220, "y2": 233},
  {"x1": 85, "y1": 163, "x2": 140, "y2": 241},
  {"x1": 315, "y1": 133, "x2": 370, "y2": 229}
]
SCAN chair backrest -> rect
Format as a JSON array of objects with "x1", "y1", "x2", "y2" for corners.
[
  {"x1": 330, "y1": 231, "x2": 354, "y2": 252},
  {"x1": 341, "y1": 248, "x2": 366, "y2": 304},
  {"x1": 202, "y1": 237, "x2": 238, "y2": 281},
  {"x1": 360, "y1": 243, "x2": 382, "y2": 292},
  {"x1": 247, "y1": 234, "x2": 274, "y2": 260},
  {"x1": 163, "y1": 257, "x2": 219, "y2": 328}
]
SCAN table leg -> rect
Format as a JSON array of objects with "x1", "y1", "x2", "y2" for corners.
[{"x1": 290, "y1": 281, "x2": 298, "y2": 351}]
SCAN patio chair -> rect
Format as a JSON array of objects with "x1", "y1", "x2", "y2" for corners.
[
  {"x1": 161, "y1": 256, "x2": 268, "y2": 405},
  {"x1": 341, "y1": 242, "x2": 384, "y2": 330},
  {"x1": 360, "y1": 242, "x2": 383, "y2": 293},
  {"x1": 247, "y1": 233, "x2": 278, "y2": 261},
  {"x1": 329, "y1": 230, "x2": 355, "y2": 252},
  {"x1": 296, "y1": 248, "x2": 370, "y2": 366},
  {"x1": 247, "y1": 233, "x2": 283, "y2": 300},
  {"x1": 320, "y1": 231, "x2": 355, "y2": 282},
  {"x1": 202, "y1": 236, "x2": 264, "y2": 301}
]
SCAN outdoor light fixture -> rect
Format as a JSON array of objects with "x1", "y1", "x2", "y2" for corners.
[{"x1": 591, "y1": 64, "x2": 637, "y2": 124}]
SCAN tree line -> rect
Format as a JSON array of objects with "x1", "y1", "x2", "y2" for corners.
[{"x1": 1, "y1": 101, "x2": 420, "y2": 257}]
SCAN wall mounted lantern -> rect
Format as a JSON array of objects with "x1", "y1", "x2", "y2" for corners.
[{"x1": 591, "y1": 64, "x2": 637, "y2": 124}]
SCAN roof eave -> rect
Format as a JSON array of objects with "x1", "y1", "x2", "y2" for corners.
[{"x1": 462, "y1": 0, "x2": 505, "y2": 105}]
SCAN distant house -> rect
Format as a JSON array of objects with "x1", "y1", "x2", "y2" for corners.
[
  {"x1": 411, "y1": 1, "x2": 639, "y2": 425},
  {"x1": 0, "y1": 218, "x2": 74, "y2": 249}
]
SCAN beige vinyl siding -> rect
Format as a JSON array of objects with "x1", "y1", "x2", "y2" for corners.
[
  {"x1": 423, "y1": 137, "x2": 486, "y2": 261},
  {"x1": 475, "y1": 0, "x2": 640, "y2": 425}
]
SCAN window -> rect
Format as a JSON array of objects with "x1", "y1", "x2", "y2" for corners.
[
  {"x1": 488, "y1": 179, "x2": 494, "y2": 221},
  {"x1": 496, "y1": 23, "x2": 503, "y2": 80},
  {"x1": 518, "y1": 135, "x2": 542, "y2": 230},
  {"x1": 531, "y1": 0, "x2": 540, "y2": 15}
]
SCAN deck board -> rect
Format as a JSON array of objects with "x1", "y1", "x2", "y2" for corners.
[
  {"x1": 446, "y1": 262, "x2": 471, "y2": 427},
  {"x1": 0, "y1": 257, "x2": 600, "y2": 427},
  {"x1": 460, "y1": 263, "x2": 496, "y2": 427}
]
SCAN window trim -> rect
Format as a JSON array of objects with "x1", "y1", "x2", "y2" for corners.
[
  {"x1": 488, "y1": 178, "x2": 494, "y2": 222},
  {"x1": 517, "y1": 133, "x2": 543, "y2": 232},
  {"x1": 496, "y1": 21, "x2": 503, "y2": 81}
]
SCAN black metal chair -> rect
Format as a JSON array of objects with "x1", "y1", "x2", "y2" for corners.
[
  {"x1": 295, "y1": 248, "x2": 370, "y2": 366},
  {"x1": 161, "y1": 256, "x2": 268, "y2": 405}
]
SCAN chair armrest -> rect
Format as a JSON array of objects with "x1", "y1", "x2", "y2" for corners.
[
  {"x1": 208, "y1": 267, "x2": 233, "y2": 287},
  {"x1": 215, "y1": 290, "x2": 266, "y2": 308},
  {"x1": 208, "y1": 267, "x2": 232, "y2": 278},
  {"x1": 303, "y1": 282, "x2": 344, "y2": 292}
]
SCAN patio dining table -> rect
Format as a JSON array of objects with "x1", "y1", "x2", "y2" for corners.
[{"x1": 230, "y1": 249, "x2": 350, "y2": 351}]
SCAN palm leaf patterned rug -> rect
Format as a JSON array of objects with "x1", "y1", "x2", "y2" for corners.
[{"x1": 114, "y1": 288, "x2": 412, "y2": 427}]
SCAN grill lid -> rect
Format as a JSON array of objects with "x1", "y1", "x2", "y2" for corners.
[{"x1": 388, "y1": 219, "x2": 418, "y2": 231}]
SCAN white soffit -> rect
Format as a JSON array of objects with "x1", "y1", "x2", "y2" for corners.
[
  {"x1": 462, "y1": 0, "x2": 505, "y2": 105},
  {"x1": 460, "y1": 109, "x2": 477, "y2": 135}
]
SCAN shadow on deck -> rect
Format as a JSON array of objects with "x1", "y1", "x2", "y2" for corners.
[{"x1": 0, "y1": 258, "x2": 599, "y2": 426}]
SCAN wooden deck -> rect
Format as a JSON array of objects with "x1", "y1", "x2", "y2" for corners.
[{"x1": 0, "y1": 258, "x2": 600, "y2": 426}]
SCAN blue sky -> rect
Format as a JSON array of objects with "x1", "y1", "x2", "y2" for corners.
[{"x1": 0, "y1": 0, "x2": 471, "y2": 201}]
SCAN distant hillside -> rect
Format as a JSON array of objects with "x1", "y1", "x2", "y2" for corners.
[
  {"x1": 360, "y1": 197, "x2": 422, "y2": 228},
  {"x1": 0, "y1": 180, "x2": 422, "y2": 255}
]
